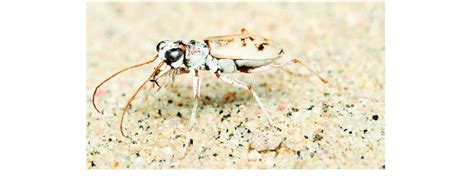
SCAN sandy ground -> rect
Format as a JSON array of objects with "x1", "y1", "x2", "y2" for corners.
[{"x1": 87, "y1": 2, "x2": 384, "y2": 169}]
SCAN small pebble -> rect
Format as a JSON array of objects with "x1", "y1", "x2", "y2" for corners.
[{"x1": 250, "y1": 130, "x2": 283, "y2": 151}]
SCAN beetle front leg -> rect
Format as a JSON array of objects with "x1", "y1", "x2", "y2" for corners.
[
  {"x1": 181, "y1": 69, "x2": 200, "y2": 159},
  {"x1": 214, "y1": 72, "x2": 274, "y2": 128}
]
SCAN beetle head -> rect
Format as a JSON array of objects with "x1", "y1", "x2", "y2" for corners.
[{"x1": 156, "y1": 40, "x2": 186, "y2": 69}]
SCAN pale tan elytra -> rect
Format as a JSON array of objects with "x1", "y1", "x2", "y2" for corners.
[
  {"x1": 92, "y1": 28, "x2": 327, "y2": 158},
  {"x1": 206, "y1": 33, "x2": 283, "y2": 60}
]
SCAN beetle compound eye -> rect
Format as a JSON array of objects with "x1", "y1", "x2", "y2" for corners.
[{"x1": 165, "y1": 48, "x2": 183, "y2": 64}]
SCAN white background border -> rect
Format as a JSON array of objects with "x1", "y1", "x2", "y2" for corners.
[{"x1": 0, "y1": 0, "x2": 473, "y2": 182}]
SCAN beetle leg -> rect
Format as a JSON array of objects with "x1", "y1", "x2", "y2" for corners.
[
  {"x1": 169, "y1": 72, "x2": 176, "y2": 88},
  {"x1": 290, "y1": 59, "x2": 328, "y2": 83},
  {"x1": 143, "y1": 76, "x2": 167, "y2": 103},
  {"x1": 181, "y1": 69, "x2": 200, "y2": 159},
  {"x1": 142, "y1": 82, "x2": 155, "y2": 103},
  {"x1": 247, "y1": 59, "x2": 328, "y2": 84},
  {"x1": 245, "y1": 61, "x2": 288, "y2": 73},
  {"x1": 214, "y1": 72, "x2": 274, "y2": 128}
]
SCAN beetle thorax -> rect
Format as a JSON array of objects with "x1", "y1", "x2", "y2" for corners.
[
  {"x1": 182, "y1": 40, "x2": 210, "y2": 69},
  {"x1": 156, "y1": 40, "x2": 210, "y2": 70}
]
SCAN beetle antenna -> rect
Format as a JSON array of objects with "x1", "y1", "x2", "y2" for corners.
[
  {"x1": 120, "y1": 61, "x2": 165, "y2": 136},
  {"x1": 92, "y1": 55, "x2": 159, "y2": 113},
  {"x1": 292, "y1": 59, "x2": 328, "y2": 84}
]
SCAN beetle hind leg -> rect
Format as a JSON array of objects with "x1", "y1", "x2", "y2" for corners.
[
  {"x1": 214, "y1": 72, "x2": 274, "y2": 128},
  {"x1": 246, "y1": 59, "x2": 328, "y2": 84},
  {"x1": 290, "y1": 59, "x2": 328, "y2": 83}
]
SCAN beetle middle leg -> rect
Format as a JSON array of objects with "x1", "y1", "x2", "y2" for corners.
[
  {"x1": 181, "y1": 69, "x2": 200, "y2": 158},
  {"x1": 214, "y1": 72, "x2": 274, "y2": 128}
]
